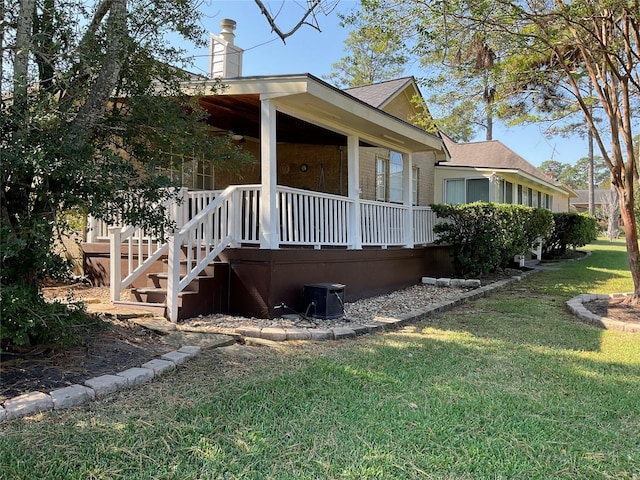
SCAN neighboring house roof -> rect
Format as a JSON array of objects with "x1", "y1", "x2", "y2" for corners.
[
  {"x1": 343, "y1": 77, "x2": 416, "y2": 109},
  {"x1": 570, "y1": 189, "x2": 615, "y2": 207},
  {"x1": 439, "y1": 133, "x2": 575, "y2": 196}
]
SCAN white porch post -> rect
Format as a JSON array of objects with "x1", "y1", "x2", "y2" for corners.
[
  {"x1": 108, "y1": 226, "x2": 122, "y2": 302},
  {"x1": 403, "y1": 153, "x2": 414, "y2": 248},
  {"x1": 347, "y1": 135, "x2": 362, "y2": 249},
  {"x1": 259, "y1": 98, "x2": 279, "y2": 249}
]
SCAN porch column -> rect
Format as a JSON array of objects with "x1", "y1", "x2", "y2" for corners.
[
  {"x1": 403, "y1": 153, "x2": 414, "y2": 248},
  {"x1": 260, "y1": 98, "x2": 279, "y2": 249},
  {"x1": 347, "y1": 135, "x2": 362, "y2": 249}
]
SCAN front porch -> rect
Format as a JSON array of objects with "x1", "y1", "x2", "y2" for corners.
[
  {"x1": 84, "y1": 185, "x2": 452, "y2": 320},
  {"x1": 84, "y1": 75, "x2": 454, "y2": 321}
]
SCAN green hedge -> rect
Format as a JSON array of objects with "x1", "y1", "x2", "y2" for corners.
[
  {"x1": 542, "y1": 212, "x2": 598, "y2": 256},
  {"x1": 431, "y1": 203, "x2": 554, "y2": 277}
]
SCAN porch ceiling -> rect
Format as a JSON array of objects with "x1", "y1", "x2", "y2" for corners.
[{"x1": 198, "y1": 94, "x2": 365, "y2": 146}]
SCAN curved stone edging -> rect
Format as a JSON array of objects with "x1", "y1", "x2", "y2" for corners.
[{"x1": 566, "y1": 293, "x2": 639, "y2": 333}]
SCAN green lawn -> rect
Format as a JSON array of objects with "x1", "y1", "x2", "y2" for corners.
[{"x1": 1, "y1": 239, "x2": 639, "y2": 479}]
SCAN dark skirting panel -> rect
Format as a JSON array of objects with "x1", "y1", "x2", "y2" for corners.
[{"x1": 219, "y1": 246, "x2": 454, "y2": 319}]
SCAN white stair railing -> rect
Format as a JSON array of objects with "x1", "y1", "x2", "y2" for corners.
[
  {"x1": 109, "y1": 226, "x2": 170, "y2": 302},
  {"x1": 166, "y1": 185, "x2": 260, "y2": 321}
]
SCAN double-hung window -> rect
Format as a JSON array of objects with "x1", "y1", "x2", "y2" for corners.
[{"x1": 376, "y1": 151, "x2": 405, "y2": 203}]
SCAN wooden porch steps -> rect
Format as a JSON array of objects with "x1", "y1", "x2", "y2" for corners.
[{"x1": 124, "y1": 261, "x2": 229, "y2": 322}]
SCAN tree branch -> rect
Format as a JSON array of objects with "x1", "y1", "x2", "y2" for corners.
[{"x1": 253, "y1": 0, "x2": 327, "y2": 43}]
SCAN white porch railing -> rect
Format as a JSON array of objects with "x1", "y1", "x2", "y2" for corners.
[
  {"x1": 108, "y1": 184, "x2": 439, "y2": 321},
  {"x1": 413, "y1": 206, "x2": 437, "y2": 245},
  {"x1": 278, "y1": 187, "x2": 351, "y2": 247},
  {"x1": 90, "y1": 189, "x2": 223, "y2": 242},
  {"x1": 360, "y1": 200, "x2": 407, "y2": 247}
]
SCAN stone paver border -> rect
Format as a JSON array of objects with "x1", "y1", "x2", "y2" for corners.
[
  {"x1": 1, "y1": 346, "x2": 202, "y2": 422},
  {"x1": 566, "y1": 293, "x2": 639, "y2": 333}
]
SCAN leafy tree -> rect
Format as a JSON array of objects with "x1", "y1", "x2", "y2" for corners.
[
  {"x1": 1, "y1": 0, "x2": 332, "y2": 348},
  {"x1": 540, "y1": 157, "x2": 610, "y2": 190},
  {"x1": 343, "y1": 0, "x2": 514, "y2": 142},
  {"x1": 324, "y1": 18, "x2": 408, "y2": 88},
  {"x1": 352, "y1": 0, "x2": 640, "y2": 303}
]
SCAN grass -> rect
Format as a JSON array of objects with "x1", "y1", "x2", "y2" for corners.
[{"x1": 1, "y1": 238, "x2": 639, "y2": 479}]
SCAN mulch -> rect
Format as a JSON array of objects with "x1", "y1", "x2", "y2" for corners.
[
  {"x1": 0, "y1": 316, "x2": 173, "y2": 403},
  {"x1": 582, "y1": 296, "x2": 640, "y2": 324}
]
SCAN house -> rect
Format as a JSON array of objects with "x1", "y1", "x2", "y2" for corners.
[
  {"x1": 435, "y1": 134, "x2": 576, "y2": 211},
  {"x1": 83, "y1": 19, "x2": 454, "y2": 321},
  {"x1": 570, "y1": 188, "x2": 616, "y2": 213}
]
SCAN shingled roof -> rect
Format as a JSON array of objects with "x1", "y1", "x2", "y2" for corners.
[
  {"x1": 343, "y1": 77, "x2": 416, "y2": 108},
  {"x1": 440, "y1": 134, "x2": 559, "y2": 187}
]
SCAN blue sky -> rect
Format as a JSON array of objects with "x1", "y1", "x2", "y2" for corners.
[{"x1": 187, "y1": 0, "x2": 589, "y2": 167}]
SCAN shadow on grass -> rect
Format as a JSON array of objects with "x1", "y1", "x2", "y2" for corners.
[
  {"x1": 535, "y1": 239, "x2": 633, "y2": 297},
  {"x1": 402, "y1": 285, "x2": 604, "y2": 353}
]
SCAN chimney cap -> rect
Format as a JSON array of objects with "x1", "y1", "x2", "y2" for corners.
[
  {"x1": 219, "y1": 18, "x2": 237, "y2": 45},
  {"x1": 220, "y1": 18, "x2": 236, "y2": 30}
]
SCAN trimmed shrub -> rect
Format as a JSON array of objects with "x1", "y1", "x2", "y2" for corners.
[
  {"x1": 432, "y1": 203, "x2": 554, "y2": 277},
  {"x1": 543, "y1": 212, "x2": 598, "y2": 256}
]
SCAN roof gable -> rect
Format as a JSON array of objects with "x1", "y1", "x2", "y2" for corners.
[{"x1": 343, "y1": 77, "x2": 416, "y2": 108}]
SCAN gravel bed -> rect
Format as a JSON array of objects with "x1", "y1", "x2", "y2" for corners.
[{"x1": 181, "y1": 283, "x2": 474, "y2": 332}]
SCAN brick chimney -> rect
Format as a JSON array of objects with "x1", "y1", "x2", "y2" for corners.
[{"x1": 209, "y1": 19, "x2": 243, "y2": 79}]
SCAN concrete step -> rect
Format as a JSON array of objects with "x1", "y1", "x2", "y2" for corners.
[
  {"x1": 112, "y1": 300, "x2": 167, "y2": 317},
  {"x1": 132, "y1": 287, "x2": 198, "y2": 304}
]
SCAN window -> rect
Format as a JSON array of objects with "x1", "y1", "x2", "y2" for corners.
[
  {"x1": 158, "y1": 152, "x2": 215, "y2": 190},
  {"x1": 444, "y1": 179, "x2": 465, "y2": 204},
  {"x1": 505, "y1": 181, "x2": 513, "y2": 204},
  {"x1": 527, "y1": 188, "x2": 533, "y2": 207},
  {"x1": 376, "y1": 157, "x2": 387, "y2": 201},
  {"x1": 444, "y1": 178, "x2": 489, "y2": 204},
  {"x1": 467, "y1": 178, "x2": 489, "y2": 203},
  {"x1": 517, "y1": 184, "x2": 523, "y2": 204},
  {"x1": 389, "y1": 152, "x2": 403, "y2": 203},
  {"x1": 376, "y1": 151, "x2": 405, "y2": 203}
]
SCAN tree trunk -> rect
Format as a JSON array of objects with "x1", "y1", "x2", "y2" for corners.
[
  {"x1": 617, "y1": 185, "x2": 640, "y2": 304},
  {"x1": 588, "y1": 127, "x2": 595, "y2": 216},
  {"x1": 13, "y1": 0, "x2": 36, "y2": 117},
  {"x1": 607, "y1": 183, "x2": 619, "y2": 240}
]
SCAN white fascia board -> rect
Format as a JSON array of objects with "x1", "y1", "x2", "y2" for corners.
[{"x1": 179, "y1": 75, "x2": 310, "y2": 97}]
